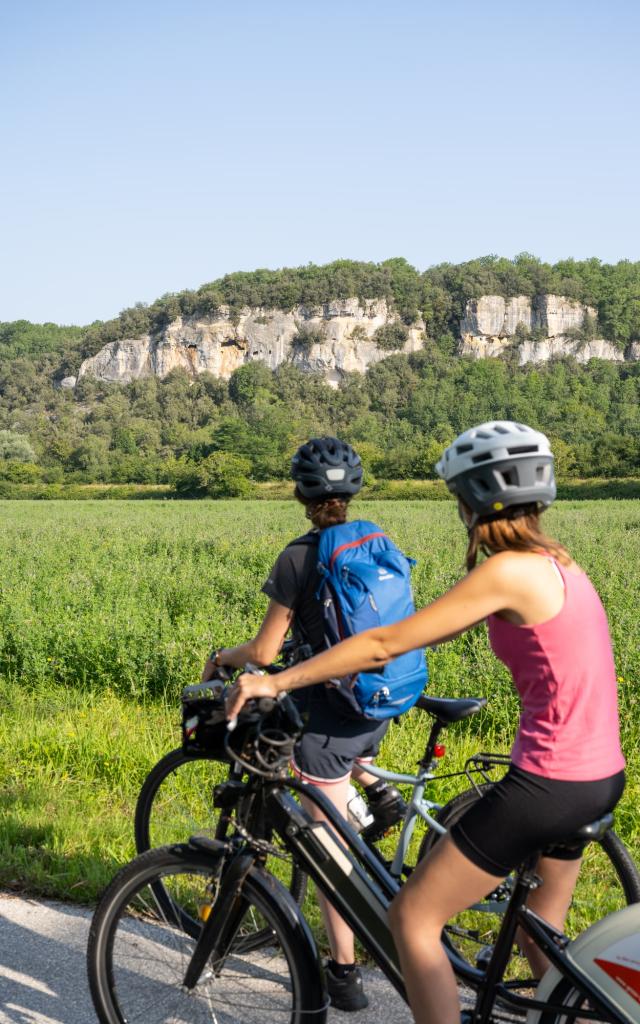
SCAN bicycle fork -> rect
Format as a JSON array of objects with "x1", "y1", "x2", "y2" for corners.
[{"x1": 181, "y1": 845, "x2": 255, "y2": 990}]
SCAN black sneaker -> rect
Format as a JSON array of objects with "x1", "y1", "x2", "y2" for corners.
[
  {"x1": 361, "y1": 784, "x2": 407, "y2": 842},
  {"x1": 325, "y1": 962, "x2": 369, "y2": 1012}
]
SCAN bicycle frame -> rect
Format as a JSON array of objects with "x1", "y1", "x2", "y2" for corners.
[
  {"x1": 189, "y1": 775, "x2": 631, "y2": 1024},
  {"x1": 360, "y1": 761, "x2": 447, "y2": 876}
]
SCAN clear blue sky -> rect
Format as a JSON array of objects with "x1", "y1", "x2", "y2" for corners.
[{"x1": 1, "y1": 0, "x2": 639, "y2": 325}]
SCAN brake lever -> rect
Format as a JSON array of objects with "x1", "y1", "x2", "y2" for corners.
[{"x1": 278, "y1": 691, "x2": 304, "y2": 732}]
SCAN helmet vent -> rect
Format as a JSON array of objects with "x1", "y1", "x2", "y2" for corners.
[
  {"x1": 507, "y1": 445, "x2": 538, "y2": 455},
  {"x1": 471, "y1": 451, "x2": 492, "y2": 464},
  {"x1": 494, "y1": 424, "x2": 510, "y2": 434},
  {"x1": 456, "y1": 443, "x2": 473, "y2": 454},
  {"x1": 500, "y1": 468, "x2": 519, "y2": 486}
]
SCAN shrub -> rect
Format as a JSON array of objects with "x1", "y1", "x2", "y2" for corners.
[
  {"x1": 291, "y1": 325, "x2": 325, "y2": 355},
  {"x1": 373, "y1": 322, "x2": 408, "y2": 351},
  {"x1": 198, "y1": 453, "x2": 252, "y2": 498},
  {"x1": 0, "y1": 460, "x2": 42, "y2": 482},
  {"x1": 0, "y1": 430, "x2": 36, "y2": 462},
  {"x1": 513, "y1": 322, "x2": 531, "y2": 343},
  {"x1": 173, "y1": 453, "x2": 252, "y2": 498}
]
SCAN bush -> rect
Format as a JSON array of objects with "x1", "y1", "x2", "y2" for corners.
[
  {"x1": 291, "y1": 325, "x2": 325, "y2": 355},
  {"x1": 0, "y1": 460, "x2": 42, "y2": 482},
  {"x1": 373, "y1": 322, "x2": 409, "y2": 351},
  {"x1": 198, "y1": 453, "x2": 252, "y2": 497},
  {"x1": 173, "y1": 453, "x2": 252, "y2": 498},
  {"x1": 0, "y1": 430, "x2": 36, "y2": 462}
]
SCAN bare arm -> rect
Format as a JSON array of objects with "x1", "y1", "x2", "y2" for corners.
[
  {"x1": 201, "y1": 600, "x2": 293, "y2": 680},
  {"x1": 225, "y1": 556, "x2": 517, "y2": 716}
]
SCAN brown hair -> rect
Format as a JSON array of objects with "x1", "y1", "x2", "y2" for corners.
[
  {"x1": 294, "y1": 487, "x2": 350, "y2": 529},
  {"x1": 465, "y1": 504, "x2": 570, "y2": 573}
]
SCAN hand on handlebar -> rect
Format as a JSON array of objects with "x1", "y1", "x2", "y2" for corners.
[{"x1": 225, "y1": 672, "x2": 281, "y2": 722}]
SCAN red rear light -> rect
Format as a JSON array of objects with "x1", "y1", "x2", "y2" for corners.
[{"x1": 434, "y1": 744, "x2": 446, "y2": 758}]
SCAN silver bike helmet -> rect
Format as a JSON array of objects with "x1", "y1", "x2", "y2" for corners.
[
  {"x1": 435, "y1": 421, "x2": 556, "y2": 521},
  {"x1": 291, "y1": 437, "x2": 363, "y2": 499}
]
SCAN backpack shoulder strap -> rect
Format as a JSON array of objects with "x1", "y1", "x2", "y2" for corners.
[{"x1": 287, "y1": 531, "x2": 319, "y2": 550}]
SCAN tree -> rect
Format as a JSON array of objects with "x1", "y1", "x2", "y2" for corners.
[
  {"x1": 0, "y1": 430, "x2": 36, "y2": 462},
  {"x1": 373, "y1": 323, "x2": 409, "y2": 351},
  {"x1": 229, "y1": 362, "x2": 274, "y2": 405},
  {"x1": 197, "y1": 452, "x2": 252, "y2": 497}
]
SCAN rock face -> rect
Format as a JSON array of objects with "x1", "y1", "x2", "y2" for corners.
[
  {"x1": 77, "y1": 299, "x2": 425, "y2": 386},
  {"x1": 77, "y1": 293, "x2": 638, "y2": 386},
  {"x1": 459, "y1": 294, "x2": 627, "y2": 364}
]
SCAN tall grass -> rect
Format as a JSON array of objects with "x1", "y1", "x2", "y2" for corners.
[{"x1": 0, "y1": 499, "x2": 638, "y2": 902}]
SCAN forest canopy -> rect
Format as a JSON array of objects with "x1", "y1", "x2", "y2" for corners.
[{"x1": 1, "y1": 255, "x2": 639, "y2": 489}]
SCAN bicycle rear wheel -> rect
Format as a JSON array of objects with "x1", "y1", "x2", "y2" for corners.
[
  {"x1": 134, "y1": 747, "x2": 308, "y2": 936},
  {"x1": 419, "y1": 785, "x2": 640, "y2": 983},
  {"x1": 535, "y1": 978, "x2": 610, "y2": 1023},
  {"x1": 87, "y1": 845, "x2": 326, "y2": 1024}
]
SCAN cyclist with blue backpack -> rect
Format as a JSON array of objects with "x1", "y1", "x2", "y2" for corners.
[
  {"x1": 227, "y1": 422, "x2": 625, "y2": 1024},
  {"x1": 203, "y1": 436, "x2": 427, "y2": 1010}
]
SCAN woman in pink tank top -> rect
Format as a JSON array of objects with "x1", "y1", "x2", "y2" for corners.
[{"x1": 227, "y1": 421, "x2": 626, "y2": 1024}]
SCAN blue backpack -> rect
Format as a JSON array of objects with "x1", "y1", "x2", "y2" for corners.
[{"x1": 314, "y1": 520, "x2": 428, "y2": 719}]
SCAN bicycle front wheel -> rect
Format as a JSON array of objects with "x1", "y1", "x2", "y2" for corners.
[
  {"x1": 134, "y1": 747, "x2": 308, "y2": 935},
  {"x1": 87, "y1": 845, "x2": 326, "y2": 1024},
  {"x1": 419, "y1": 785, "x2": 640, "y2": 981}
]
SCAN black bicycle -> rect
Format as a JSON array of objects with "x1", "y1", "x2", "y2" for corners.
[
  {"x1": 89, "y1": 693, "x2": 640, "y2": 1024},
  {"x1": 133, "y1": 648, "x2": 640, "y2": 973}
]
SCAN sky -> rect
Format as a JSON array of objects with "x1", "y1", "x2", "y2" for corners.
[{"x1": 1, "y1": 0, "x2": 639, "y2": 325}]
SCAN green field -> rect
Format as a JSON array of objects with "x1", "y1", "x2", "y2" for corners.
[{"x1": 0, "y1": 499, "x2": 638, "y2": 914}]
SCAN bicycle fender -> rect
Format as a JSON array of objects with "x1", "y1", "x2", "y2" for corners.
[
  {"x1": 187, "y1": 835, "x2": 229, "y2": 858},
  {"x1": 527, "y1": 904, "x2": 640, "y2": 1023}
]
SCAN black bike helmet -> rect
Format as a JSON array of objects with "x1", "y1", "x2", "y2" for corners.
[{"x1": 291, "y1": 437, "x2": 363, "y2": 499}]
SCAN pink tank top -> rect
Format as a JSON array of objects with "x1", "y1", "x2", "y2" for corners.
[{"x1": 488, "y1": 560, "x2": 625, "y2": 781}]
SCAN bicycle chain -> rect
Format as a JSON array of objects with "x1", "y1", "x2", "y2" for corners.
[{"x1": 232, "y1": 819, "x2": 289, "y2": 860}]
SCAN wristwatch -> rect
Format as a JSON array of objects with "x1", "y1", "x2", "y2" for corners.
[{"x1": 209, "y1": 649, "x2": 222, "y2": 667}]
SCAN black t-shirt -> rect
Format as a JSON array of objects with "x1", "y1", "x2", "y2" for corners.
[{"x1": 261, "y1": 531, "x2": 326, "y2": 653}]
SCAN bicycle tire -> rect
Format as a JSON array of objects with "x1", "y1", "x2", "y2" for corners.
[
  {"x1": 87, "y1": 844, "x2": 326, "y2": 1024},
  {"x1": 134, "y1": 746, "x2": 308, "y2": 937},
  {"x1": 419, "y1": 785, "x2": 640, "y2": 981},
  {"x1": 535, "y1": 977, "x2": 611, "y2": 1023}
]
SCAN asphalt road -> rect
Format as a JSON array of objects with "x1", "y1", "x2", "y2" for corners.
[{"x1": 0, "y1": 892, "x2": 415, "y2": 1024}]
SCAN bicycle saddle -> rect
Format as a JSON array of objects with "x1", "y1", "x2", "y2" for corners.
[
  {"x1": 557, "y1": 812, "x2": 614, "y2": 848},
  {"x1": 415, "y1": 695, "x2": 487, "y2": 724}
]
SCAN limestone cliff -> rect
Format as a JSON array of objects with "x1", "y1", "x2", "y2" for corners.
[
  {"x1": 77, "y1": 293, "x2": 637, "y2": 386},
  {"x1": 459, "y1": 294, "x2": 626, "y2": 364},
  {"x1": 77, "y1": 299, "x2": 425, "y2": 386}
]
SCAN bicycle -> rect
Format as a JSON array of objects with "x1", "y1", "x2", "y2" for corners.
[
  {"x1": 133, "y1": 651, "x2": 640, "y2": 972},
  {"x1": 89, "y1": 692, "x2": 640, "y2": 1024}
]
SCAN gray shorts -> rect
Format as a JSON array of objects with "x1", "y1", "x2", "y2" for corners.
[{"x1": 291, "y1": 691, "x2": 389, "y2": 784}]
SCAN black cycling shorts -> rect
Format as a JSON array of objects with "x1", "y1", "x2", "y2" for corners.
[
  {"x1": 291, "y1": 691, "x2": 388, "y2": 785},
  {"x1": 449, "y1": 764, "x2": 625, "y2": 877}
]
